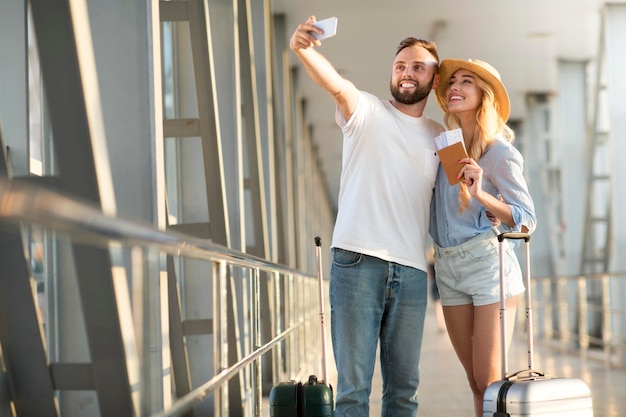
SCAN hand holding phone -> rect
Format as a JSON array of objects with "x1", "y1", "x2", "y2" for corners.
[{"x1": 312, "y1": 17, "x2": 338, "y2": 40}]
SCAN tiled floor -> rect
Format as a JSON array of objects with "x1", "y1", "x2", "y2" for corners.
[
  {"x1": 264, "y1": 300, "x2": 626, "y2": 416},
  {"x1": 372, "y1": 302, "x2": 626, "y2": 417}
]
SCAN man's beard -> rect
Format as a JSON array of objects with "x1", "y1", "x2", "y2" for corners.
[{"x1": 390, "y1": 77, "x2": 434, "y2": 105}]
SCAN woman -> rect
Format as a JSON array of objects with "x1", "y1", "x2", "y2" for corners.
[{"x1": 430, "y1": 59, "x2": 536, "y2": 417}]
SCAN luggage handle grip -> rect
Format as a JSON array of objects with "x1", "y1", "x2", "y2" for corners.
[
  {"x1": 506, "y1": 369, "x2": 546, "y2": 381},
  {"x1": 497, "y1": 232, "x2": 530, "y2": 242}
]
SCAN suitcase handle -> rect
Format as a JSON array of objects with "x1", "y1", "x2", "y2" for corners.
[
  {"x1": 497, "y1": 232, "x2": 530, "y2": 242},
  {"x1": 498, "y1": 232, "x2": 533, "y2": 379},
  {"x1": 314, "y1": 237, "x2": 330, "y2": 385},
  {"x1": 506, "y1": 369, "x2": 547, "y2": 381}
]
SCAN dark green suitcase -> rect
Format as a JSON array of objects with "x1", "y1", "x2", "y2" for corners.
[
  {"x1": 269, "y1": 375, "x2": 333, "y2": 417},
  {"x1": 269, "y1": 237, "x2": 334, "y2": 416},
  {"x1": 301, "y1": 375, "x2": 333, "y2": 417},
  {"x1": 269, "y1": 380, "x2": 300, "y2": 416}
]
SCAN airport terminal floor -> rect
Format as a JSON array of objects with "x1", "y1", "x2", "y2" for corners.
[{"x1": 263, "y1": 301, "x2": 626, "y2": 417}]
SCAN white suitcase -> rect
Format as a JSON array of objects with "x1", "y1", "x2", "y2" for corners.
[{"x1": 482, "y1": 232, "x2": 593, "y2": 417}]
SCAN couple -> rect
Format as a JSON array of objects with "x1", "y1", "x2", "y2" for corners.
[{"x1": 290, "y1": 16, "x2": 537, "y2": 417}]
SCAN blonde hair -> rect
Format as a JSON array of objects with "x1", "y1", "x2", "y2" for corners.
[{"x1": 442, "y1": 74, "x2": 515, "y2": 211}]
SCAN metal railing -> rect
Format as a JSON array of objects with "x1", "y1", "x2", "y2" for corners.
[
  {"x1": 7, "y1": 177, "x2": 626, "y2": 415},
  {"x1": 0, "y1": 179, "x2": 327, "y2": 417},
  {"x1": 523, "y1": 271, "x2": 626, "y2": 369}
]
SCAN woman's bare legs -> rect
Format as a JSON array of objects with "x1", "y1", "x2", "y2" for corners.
[{"x1": 442, "y1": 296, "x2": 519, "y2": 417}]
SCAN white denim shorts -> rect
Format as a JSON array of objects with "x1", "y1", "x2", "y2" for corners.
[{"x1": 433, "y1": 228, "x2": 525, "y2": 307}]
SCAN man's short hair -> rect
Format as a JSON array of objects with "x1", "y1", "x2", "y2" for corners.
[{"x1": 396, "y1": 37, "x2": 439, "y2": 65}]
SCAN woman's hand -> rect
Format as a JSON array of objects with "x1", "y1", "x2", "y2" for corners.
[
  {"x1": 458, "y1": 158, "x2": 504, "y2": 226},
  {"x1": 457, "y1": 157, "x2": 484, "y2": 199}
]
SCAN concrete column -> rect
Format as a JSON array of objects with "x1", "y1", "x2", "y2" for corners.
[
  {"x1": 0, "y1": 1, "x2": 29, "y2": 176},
  {"x1": 605, "y1": 2, "x2": 626, "y2": 362},
  {"x1": 557, "y1": 60, "x2": 588, "y2": 276},
  {"x1": 606, "y1": 4, "x2": 626, "y2": 273}
]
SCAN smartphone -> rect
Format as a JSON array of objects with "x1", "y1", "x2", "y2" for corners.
[{"x1": 312, "y1": 17, "x2": 338, "y2": 40}]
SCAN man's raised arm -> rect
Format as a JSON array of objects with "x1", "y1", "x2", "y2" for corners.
[{"x1": 289, "y1": 16, "x2": 360, "y2": 122}]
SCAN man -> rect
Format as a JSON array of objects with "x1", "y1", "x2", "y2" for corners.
[{"x1": 290, "y1": 16, "x2": 444, "y2": 416}]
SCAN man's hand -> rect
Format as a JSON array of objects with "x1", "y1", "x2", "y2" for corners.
[
  {"x1": 486, "y1": 210, "x2": 501, "y2": 227},
  {"x1": 290, "y1": 16, "x2": 323, "y2": 52},
  {"x1": 486, "y1": 194, "x2": 504, "y2": 227}
]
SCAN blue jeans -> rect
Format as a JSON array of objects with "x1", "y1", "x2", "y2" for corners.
[{"x1": 330, "y1": 248, "x2": 428, "y2": 417}]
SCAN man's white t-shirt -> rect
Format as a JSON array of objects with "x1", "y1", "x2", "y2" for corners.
[{"x1": 331, "y1": 91, "x2": 444, "y2": 272}]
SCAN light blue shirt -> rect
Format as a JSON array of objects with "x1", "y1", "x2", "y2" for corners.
[{"x1": 429, "y1": 138, "x2": 537, "y2": 248}]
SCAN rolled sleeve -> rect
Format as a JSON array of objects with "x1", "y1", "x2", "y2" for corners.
[{"x1": 493, "y1": 149, "x2": 537, "y2": 234}]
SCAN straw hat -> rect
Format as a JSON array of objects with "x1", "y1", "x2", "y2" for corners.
[{"x1": 436, "y1": 58, "x2": 510, "y2": 122}]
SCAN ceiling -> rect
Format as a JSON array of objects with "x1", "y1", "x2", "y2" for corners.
[{"x1": 269, "y1": 0, "x2": 617, "y2": 208}]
